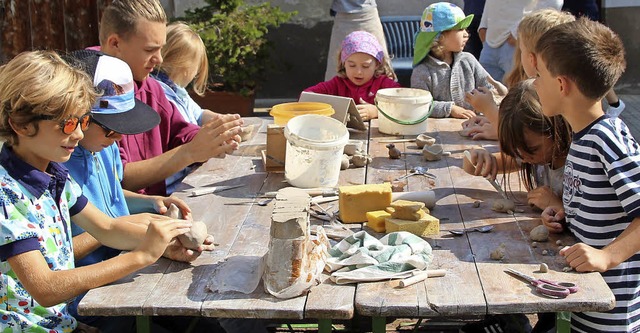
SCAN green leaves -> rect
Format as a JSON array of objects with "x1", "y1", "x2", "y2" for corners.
[{"x1": 180, "y1": 0, "x2": 296, "y2": 96}]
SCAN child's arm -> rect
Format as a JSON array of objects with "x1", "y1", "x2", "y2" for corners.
[
  {"x1": 465, "y1": 87, "x2": 499, "y2": 125},
  {"x1": 560, "y1": 217, "x2": 640, "y2": 272},
  {"x1": 124, "y1": 190, "x2": 192, "y2": 219},
  {"x1": 527, "y1": 187, "x2": 563, "y2": 211},
  {"x1": 8, "y1": 217, "x2": 191, "y2": 307},
  {"x1": 412, "y1": 64, "x2": 474, "y2": 118},
  {"x1": 303, "y1": 78, "x2": 339, "y2": 96}
]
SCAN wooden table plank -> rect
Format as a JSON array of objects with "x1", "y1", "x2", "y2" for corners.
[
  {"x1": 355, "y1": 119, "x2": 486, "y2": 318},
  {"x1": 435, "y1": 119, "x2": 615, "y2": 316}
]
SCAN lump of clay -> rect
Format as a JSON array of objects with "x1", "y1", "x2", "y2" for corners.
[
  {"x1": 415, "y1": 134, "x2": 436, "y2": 149},
  {"x1": 386, "y1": 143, "x2": 401, "y2": 159},
  {"x1": 491, "y1": 199, "x2": 515, "y2": 213},
  {"x1": 165, "y1": 203, "x2": 207, "y2": 250},
  {"x1": 351, "y1": 153, "x2": 371, "y2": 167},
  {"x1": 340, "y1": 154, "x2": 350, "y2": 170},
  {"x1": 423, "y1": 144, "x2": 443, "y2": 161},
  {"x1": 178, "y1": 220, "x2": 208, "y2": 250},
  {"x1": 165, "y1": 203, "x2": 183, "y2": 219},
  {"x1": 490, "y1": 243, "x2": 506, "y2": 260},
  {"x1": 343, "y1": 140, "x2": 363, "y2": 156},
  {"x1": 530, "y1": 225, "x2": 549, "y2": 242}
]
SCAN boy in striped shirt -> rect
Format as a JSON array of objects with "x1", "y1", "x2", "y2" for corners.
[{"x1": 537, "y1": 18, "x2": 640, "y2": 332}]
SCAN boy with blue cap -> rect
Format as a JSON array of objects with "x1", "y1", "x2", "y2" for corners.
[
  {"x1": 63, "y1": 51, "x2": 216, "y2": 331},
  {"x1": 411, "y1": 2, "x2": 494, "y2": 119}
]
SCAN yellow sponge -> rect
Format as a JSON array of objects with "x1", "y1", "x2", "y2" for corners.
[
  {"x1": 366, "y1": 210, "x2": 391, "y2": 232},
  {"x1": 339, "y1": 183, "x2": 392, "y2": 223},
  {"x1": 385, "y1": 212, "x2": 440, "y2": 237}
]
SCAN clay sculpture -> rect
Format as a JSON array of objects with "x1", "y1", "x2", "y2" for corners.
[
  {"x1": 415, "y1": 133, "x2": 436, "y2": 148},
  {"x1": 491, "y1": 199, "x2": 515, "y2": 213},
  {"x1": 423, "y1": 144, "x2": 443, "y2": 161},
  {"x1": 386, "y1": 143, "x2": 402, "y2": 159},
  {"x1": 530, "y1": 225, "x2": 550, "y2": 242}
]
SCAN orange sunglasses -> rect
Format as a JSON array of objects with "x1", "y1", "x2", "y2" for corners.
[{"x1": 37, "y1": 113, "x2": 91, "y2": 135}]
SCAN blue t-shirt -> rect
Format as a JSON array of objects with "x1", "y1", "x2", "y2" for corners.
[{"x1": 0, "y1": 145, "x2": 88, "y2": 333}]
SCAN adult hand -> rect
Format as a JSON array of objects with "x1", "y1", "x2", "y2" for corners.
[
  {"x1": 450, "y1": 105, "x2": 476, "y2": 119},
  {"x1": 527, "y1": 186, "x2": 561, "y2": 211},
  {"x1": 560, "y1": 243, "x2": 612, "y2": 273},
  {"x1": 185, "y1": 113, "x2": 243, "y2": 163},
  {"x1": 541, "y1": 206, "x2": 566, "y2": 233},
  {"x1": 357, "y1": 98, "x2": 377, "y2": 121}
]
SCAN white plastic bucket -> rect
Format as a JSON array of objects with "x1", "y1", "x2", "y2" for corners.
[
  {"x1": 375, "y1": 88, "x2": 433, "y2": 135},
  {"x1": 284, "y1": 114, "x2": 349, "y2": 188}
]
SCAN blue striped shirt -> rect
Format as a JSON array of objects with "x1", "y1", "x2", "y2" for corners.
[{"x1": 564, "y1": 115, "x2": 640, "y2": 332}]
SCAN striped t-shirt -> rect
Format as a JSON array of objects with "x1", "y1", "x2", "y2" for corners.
[{"x1": 563, "y1": 115, "x2": 640, "y2": 332}]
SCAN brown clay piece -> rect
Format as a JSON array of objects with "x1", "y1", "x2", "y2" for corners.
[
  {"x1": 530, "y1": 225, "x2": 549, "y2": 242},
  {"x1": 386, "y1": 143, "x2": 402, "y2": 159}
]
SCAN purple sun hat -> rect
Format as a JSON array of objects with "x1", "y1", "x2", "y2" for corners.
[{"x1": 340, "y1": 31, "x2": 385, "y2": 64}]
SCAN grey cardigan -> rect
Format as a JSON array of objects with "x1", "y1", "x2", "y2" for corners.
[{"x1": 410, "y1": 52, "x2": 491, "y2": 118}]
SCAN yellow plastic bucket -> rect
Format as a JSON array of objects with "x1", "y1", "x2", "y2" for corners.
[{"x1": 270, "y1": 102, "x2": 335, "y2": 125}]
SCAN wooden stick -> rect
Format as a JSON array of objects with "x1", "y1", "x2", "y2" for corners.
[
  {"x1": 378, "y1": 138, "x2": 416, "y2": 143},
  {"x1": 399, "y1": 269, "x2": 446, "y2": 288}
]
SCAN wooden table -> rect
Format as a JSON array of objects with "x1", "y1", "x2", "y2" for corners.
[{"x1": 78, "y1": 117, "x2": 614, "y2": 333}]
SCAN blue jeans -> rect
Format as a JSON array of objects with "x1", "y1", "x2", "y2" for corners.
[{"x1": 479, "y1": 41, "x2": 515, "y2": 83}]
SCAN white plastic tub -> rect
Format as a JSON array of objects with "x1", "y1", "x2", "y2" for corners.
[
  {"x1": 284, "y1": 114, "x2": 349, "y2": 188},
  {"x1": 376, "y1": 88, "x2": 433, "y2": 135}
]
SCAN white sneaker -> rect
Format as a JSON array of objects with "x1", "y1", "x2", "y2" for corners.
[{"x1": 607, "y1": 99, "x2": 626, "y2": 117}]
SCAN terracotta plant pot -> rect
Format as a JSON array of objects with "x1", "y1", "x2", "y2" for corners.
[{"x1": 189, "y1": 90, "x2": 256, "y2": 117}]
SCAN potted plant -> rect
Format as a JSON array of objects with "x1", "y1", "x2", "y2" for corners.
[{"x1": 179, "y1": 0, "x2": 296, "y2": 116}]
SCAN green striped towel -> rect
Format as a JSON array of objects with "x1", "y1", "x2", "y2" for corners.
[{"x1": 326, "y1": 231, "x2": 433, "y2": 284}]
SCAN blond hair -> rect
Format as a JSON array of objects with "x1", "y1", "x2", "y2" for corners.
[
  {"x1": 99, "y1": 0, "x2": 167, "y2": 45},
  {"x1": 157, "y1": 22, "x2": 209, "y2": 96},
  {"x1": 517, "y1": 9, "x2": 575, "y2": 53},
  {"x1": 0, "y1": 51, "x2": 98, "y2": 146}
]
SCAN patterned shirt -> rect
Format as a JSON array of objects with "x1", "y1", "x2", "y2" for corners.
[
  {"x1": 563, "y1": 115, "x2": 640, "y2": 332},
  {"x1": 0, "y1": 145, "x2": 88, "y2": 333}
]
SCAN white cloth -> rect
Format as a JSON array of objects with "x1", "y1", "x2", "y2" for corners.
[
  {"x1": 325, "y1": 231, "x2": 433, "y2": 284},
  {"x1": 479, "y1": 0, "x2": 563, "y2": 48}
]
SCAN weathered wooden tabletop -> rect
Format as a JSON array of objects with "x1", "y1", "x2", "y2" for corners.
[
  {"x1": 356, "y1": 118, "x2": 615, "y2": 324},
  {"x1": 78, "y1": 117, "x2": 614, "y2": 328}
]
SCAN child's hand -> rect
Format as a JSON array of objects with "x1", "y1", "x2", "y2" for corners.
[
  {"x1": 466, "y1": 123, "x2": 498, "y2": 141},
  {"x1": 527, "y1": 186, "x2": 562, "y2": 211},
  {"x1": 450, "y1": 105, "x2": 476, "y2": 119},
  {"x1": 137, "y1": 219, "x2": 193, "y2": 263},
  {"x1": 150, "y1": 196, "x2": 192, "y2": 220},
  {"x1": 462, "y1": 148, "x2": 497, "y2": 179},
  {"x1": 541, "y1": 206, "x2": 566, "y2": 233},
  {"x1": 560, "y1": 244, "x2": 611, "y2": 273},
  {"x1": 462, "y1": 115, "x2": 490, "y2": 129},
  {"x1": 357, "y1": 98, "x2": 377, "y2": 121},
  {"x1": 163, "y1": 234, "x2": 216, "y2": 262},
  {"x1": 465, "y1": 87, "x2": 497, "y2": 114}
]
